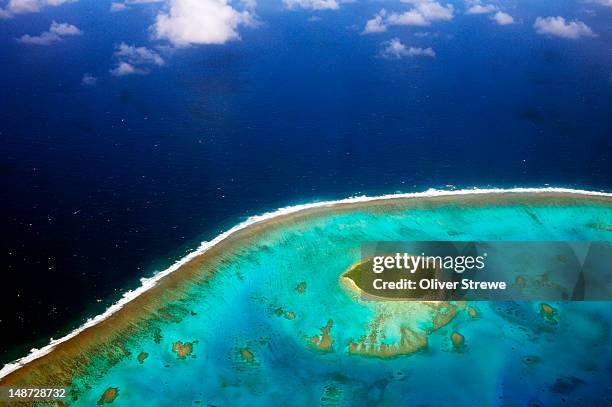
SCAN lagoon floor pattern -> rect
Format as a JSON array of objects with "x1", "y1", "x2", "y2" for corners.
[{"x1": 6, "y1": 194, "x2": 612, "y2": 406}]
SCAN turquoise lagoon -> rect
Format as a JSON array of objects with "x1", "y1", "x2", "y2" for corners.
[{"x1": 5, "y1": 191, "x2": 612, "y2": 406}]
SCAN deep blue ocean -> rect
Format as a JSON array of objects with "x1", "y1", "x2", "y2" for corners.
[{"x1": 0, "y1": 0, "x2": 610, "y2": 363}]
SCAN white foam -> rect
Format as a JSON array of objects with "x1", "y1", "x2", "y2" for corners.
[{"x1": 1, "y1": 187, "x2": 610, "y2": 379}]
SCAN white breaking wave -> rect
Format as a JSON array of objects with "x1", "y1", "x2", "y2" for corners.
[{"x1": 1, "y1": 187, "x2": 610, "y2": 379}]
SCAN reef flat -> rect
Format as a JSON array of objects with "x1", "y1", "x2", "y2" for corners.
[{"x1": 1, "y1": 190, "x2": 611, "y2": 406}]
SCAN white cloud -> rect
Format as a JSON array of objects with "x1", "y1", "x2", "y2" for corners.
[
  {"x1": 110, "y1": 62, "x2": 147, "y2": 76},
  {"x1": 240, "y1": 0, "x2": 256, "y2": 10},
  {"x1": 51, "y1": 21, "x2": 81, "y2": 35},
  {"x1": 533, "y1": 16, "x2": 596, "y2": 39},
  {"x1": 153, "y1": 0, "x2": 256, "y2": 46},
  {"x1": 114, "y1": 42, "x2": 165, "y2": 66},
  {"x1": 363, "y1": 9, "x2": 388, "y2": 33},
  {"x1": 109, "y1": 0, "x2": 163, "y2": 12},
  {"x1": 363, "y1": 1, "x2": 454, "y2": 34},
  {"x1": 465, "y1": 1, "x2": 513, "y2": 25},
  {"x1": 1, "y1": 0, "x2": 75, "y2": 18},
  {"x1": 110, "y1": 43, "x2": 164, "y2": 76},
  {"x1": 283, "y1": 0, "x2": 338, "y2": 10},
  {"x1": 407, "y1": 0, "x2": 454, "y2": 21},
  {"x1": 386, "y1": 9, "x2": 430, "y2": 26},
  {"x1": 466, "y1": 4, "x2": 496, "y2": 14},
  {"x1": 380, "y1": 37, "x2": 436, "y2": 59},
  {"x1": 588, "y1": 0, "x2": 612, "y2": 7},
  {"x1": 492, "y1": 11, "x2": 514, "y2": 25},
  {"x1": 17, "y1": 21, "x2": 82, "y2": 45},
  {"x1": 18, "y1": 32, "x2": 58, "y2": 44},
  {"x1": 110, "y1": 2, "x2": 127, "y2": 11},
  {"x1": 81, "y1": 73, "x2": 97, "y2": 86}
]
